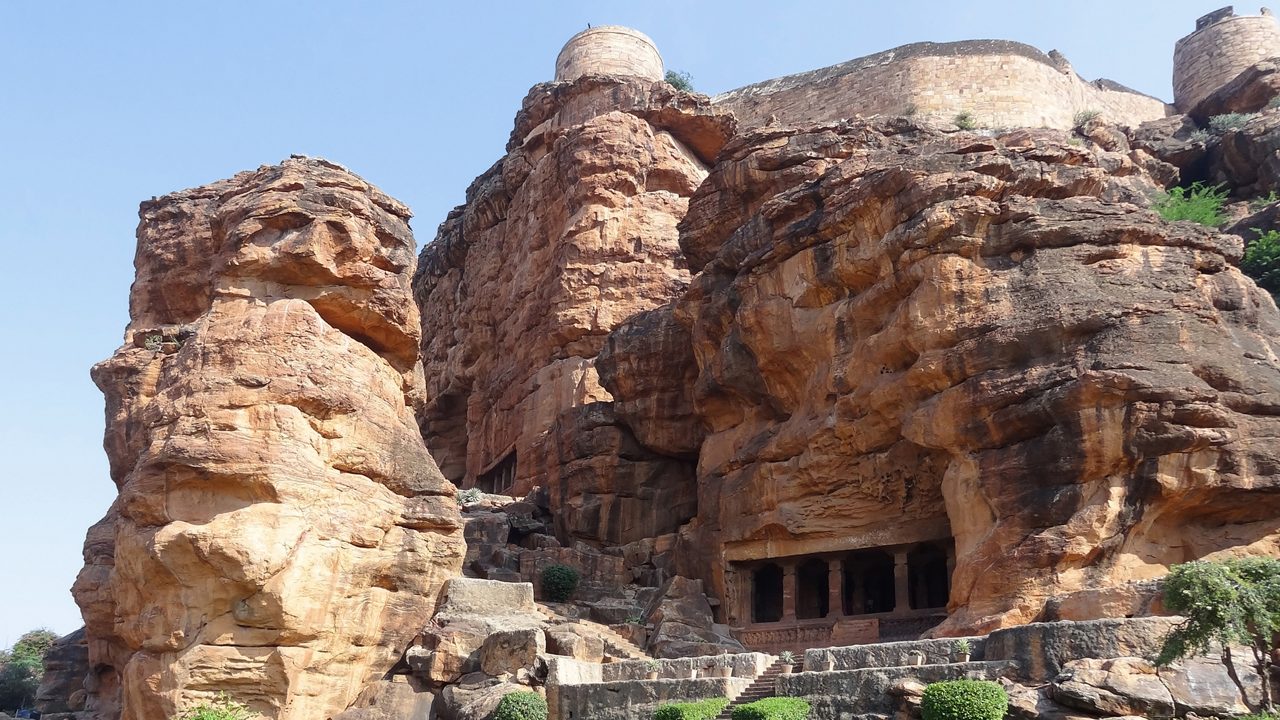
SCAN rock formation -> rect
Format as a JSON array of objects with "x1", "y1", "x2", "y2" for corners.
[
  {"x1": 601, "y1": 115, "x2": 1280, "y2": 634},
  {"x1": 413, "y1": 75, "x2": 733, "y2": 545},
  {"x1": 74, "y1": 157, "x2": 464, "y2": 720}
]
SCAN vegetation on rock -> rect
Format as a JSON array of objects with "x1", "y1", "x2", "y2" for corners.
[
  {"x1": 920, "y1": 680, "x2": 1008, "y2": 720},
  {"x1": 953, "y1": 111, "x2": 977, "y2": 130},
  {"x1": 1156, "y1": 558, "x2": 1280, "y2": 713},
  {"x1": 0, "y1": 628, "x2": 57, "y2": 713},
  {"x1": 1153, "y1": 182, "x2": 1229, "y2": 226},
  {"x1": 664, "y1": 70, "x2": 694, "y2": 92},
  {"x1": 730, "y1": 697, "x2": 811, "y2": 720},
  {"x1": 175, "y1": 694, "x2": 254, "y2": 720},
  {"x1": 1073, "y1": 109, "x2": 1101, "y2": 127},
  {"x1": 494, "y1": 690, "x2": 548, "y2": 720},
  {"x1": 1208, "y1": 112, "x2": 1257, "y2": 133},
  {"x1": 540, "y1": 563, "x2": 580, "y2": 602},
  {"x1": 1244, "y1": 230, "x2": 1280, "y2": 300}
]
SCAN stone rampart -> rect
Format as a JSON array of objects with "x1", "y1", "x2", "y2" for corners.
[
  {"x1": 1173, "y1": 9, "x2": 1280, "y2": 110},
  {"x1": 714, "y1": 40, "x2": 1168, "y2": 130}
]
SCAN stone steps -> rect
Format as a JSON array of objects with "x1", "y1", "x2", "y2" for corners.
[{"x1": 716, "y1": 658, "x2": 804, "y2": 719}]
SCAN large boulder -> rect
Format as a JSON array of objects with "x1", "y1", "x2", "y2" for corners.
[{"x1": 74, "y1": 158, "x2": 465, "y2": 720}]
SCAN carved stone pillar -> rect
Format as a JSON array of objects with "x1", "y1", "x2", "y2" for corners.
[
  {"x1": 827, "y1": 558, "x2": 843, "y2": 618},
  {"x1": 893, "y1": 549, "x2": 911, "y2": 613},
  {"x1": 782, "y1": 563, "x2": 797, "y2": 622}
]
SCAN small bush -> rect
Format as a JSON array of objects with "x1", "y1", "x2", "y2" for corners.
[
  {"x1": 1251, "y1": 191, "x2": 1280, "y2": 211},
  {"x1": 540, "y1": 563, "x2": 580, "y2": 602},
  {"x1": 653, "y1": 697, "x2": 729, "y2": 720},
  {"x1": 1152, "y1": 182, "x2": 1229, "y2": 227},
  {"x1": 456, "y1": 487, "x2": 483, "y2": 504},
  {"x1": 1208, "y1": 112, "x2": 1257, "y2": 133},
  {"x1": 953, "y1": 111, "x2": 977, "y2": 130},
  {"x1": 731, "y1": 697, "x2": 811, "y2": 720},
  {"x1": 665, "y1": 70, "x2": 694, "y2": 92},
  {"x1": 493, "y1": 691, "x2": 548, "y2": 720},
  {"x1": 176, "y1": 694, "x2": 253, "y2": 720},
  {"x1": 1189, "y1": 128, "x2": 1212, "y2": 143},
  {"x1": 1073, "y1": 109, "x2": 1101, "y2": 127},
  {"x1": 920, "y1": 680, "x2": 1008, "y2": 720},
  {"x1": 1244, "y1": 230, "x2": 1280, "y2": 299}
]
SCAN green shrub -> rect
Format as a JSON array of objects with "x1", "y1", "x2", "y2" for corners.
[
  {"x1": 653, "y1": 697, "x2": 729, "y2": 720},
  {"x1": 920, "y1": 680, "x2": 1008, "y2": 720},
  {"x1": 953, "y1": 111, "x2": 977, "y2": 130},
  {"x1": 1209, "y1": 112, "x2": 1257, "y2": 133},
  {"x1": 540, "y1": 563, "x2": 580, "y2": 602},
  {"x1": 1152, "y1": 182, "x2": 1229, "y2": 227},
  {"x1": 665, "y1": 70, "x2": 694, "y2": 92},
  {"x1": 493, "y1": 690, "x2": 548, "y2": 720},
  {"x1": 1073, "y1": 109, "x2": 1101, "y2": 127},
  {"x1": 1244, "y1": 230, "x2": 1280, "y2": 299},
  {"x1": 731, "y1": 697, "x2": 810, "y2": 720},
  {"x1": 456, "y1": 487, "x2": 483, "y2": 504},
  {"x1": 0, "y1": 628, "x2": 59, "y2": 713},
  {"x1": 176, "y1": 694, "x2": 253, "y2": 720}
]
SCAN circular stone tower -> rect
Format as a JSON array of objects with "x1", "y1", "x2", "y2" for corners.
[
  {"x1": 554, "y1": 25, "x2": 664, "y2": 82},
  {"x1": 1173, "y1": 6, "x2": 1280, "y2": 111}
]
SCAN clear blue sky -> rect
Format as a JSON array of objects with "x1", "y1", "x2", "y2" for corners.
[{"x1": 0, "y1": 0, "x2": 1250, "y2": 647}]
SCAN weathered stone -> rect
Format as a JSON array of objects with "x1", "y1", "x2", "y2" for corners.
[
  {"x1": 332, "y1": 676, "x2": 434, "y2": 720},
  {"x1": 440, "y1": 676, "x2": 529, "y2": 720},
  {"x1": 545, "y1": 627, "x2": 605, "y2": 663},
  {"x1": 646, "y1": 576, "x2": 745, "y2": 658},
  {"x1": 437, "y1": 578, "x2": 535, "y2": 617},
  {"x1": 652, "y1": 116, "x2": 1280, "y2": 633},
  {"x1": 1051, "y1": 657, "x2": 1176, "y2": 718},
  {"x1": 479, "y1": 628, "x2": 546, "y2": 676},
  {"x1": 36, "y1": 628, "x2": 89, "y2": 716},
  {"x1": 1159, "y1": 652, "x2": 1260, "y2": 717},
  {"x1": 984, "y1": 618, "x2": 1179, "y2": 681},
  {"x1": 1190, "y1": 59, "x2": 1280, "y2": 122},
  {"x1": 74, "y1": 157, "x2": 465, "y2": 720},
  {"x1": 414, "y1": 74, "x2": 725, "y2": 545}
]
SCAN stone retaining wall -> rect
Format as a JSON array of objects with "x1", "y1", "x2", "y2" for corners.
[
  {"x1": 714, "y1": 40, "x2": 1168, "y2": 130},
  {"x1": 776, "y1": 661, "x2": 1011, "y2": 718},
  {"x1": 804, "y1": 636, "x2": 986, "y2": 670},
  {"x1": 554, "y1": 677, "x2": 751, "y2": 720}
]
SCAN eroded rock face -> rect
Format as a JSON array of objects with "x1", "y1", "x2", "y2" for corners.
[
  {"x1": 414, "y1": 75, "x2": 733, "y2": 545},
  {"x1": 75, "y1": 158, "x2": 464, "y2": 720},
  {"x1": 638, "y1": 117, "x2": 1280, "y2": 633}
]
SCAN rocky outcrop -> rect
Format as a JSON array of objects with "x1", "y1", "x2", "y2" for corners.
[
  {"x1": 413, "y1": 74, "x2": 733, "y2": 545},
  {"x1": 74, "y1": 158, "x2": 464, "y2": 720},
  {"x1": 36, "y1": 628, "x2": 89, "y2": 718},
  {"x1": 598, "y1": 116, "x2": 1280, "y2": 633}
]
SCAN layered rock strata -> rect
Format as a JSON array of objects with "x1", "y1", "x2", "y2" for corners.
[
  {"x1": 602, "y1": 116, "x2": 1280, "y2": 634},
  {"x1": 74, "y1": 157, "x2": 464, "y2": 720},
  {"x1": 413, "y1": 75, "x2": 733, "y2": 545}
]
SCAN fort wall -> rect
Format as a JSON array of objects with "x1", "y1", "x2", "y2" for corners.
[
  {"x1": 713, "y1": 40, "x2": 1169, "y2": 130},
  {"x1": 1173, "y1": 8, "x2": 1280, "y2": 111},
  {"x1": 555, "y1": 25, "x2": 663, "y2": 82}
]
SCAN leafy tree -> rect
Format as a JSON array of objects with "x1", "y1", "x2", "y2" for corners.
[
  {"x1": 1243, "y1": 230, "x2": 1280, "y2": 300},
  {"x1": 540, "y1": 564, "x2": 580, "y2": 602},
  {"x1": 1155, "y1": 558, "x2": 1280, "y2": 713},
  {"x1": 665, "y1": 70, "x2": 694, "y2": 92},
  {"x1": 0, "y1": 628, "x2": 58, "y2": 712}
]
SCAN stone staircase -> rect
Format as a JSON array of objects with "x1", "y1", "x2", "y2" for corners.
[
  {"x1": 536, "y1": 604, "x2": 651, "y2": 660},
  {"x1": 716, "y1": 656, "x2": 803, "y2": 719}
]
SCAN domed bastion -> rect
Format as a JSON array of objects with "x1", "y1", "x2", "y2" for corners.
[{"x1": 42, "y1": 10, "x2": 1280, "y2": 720}]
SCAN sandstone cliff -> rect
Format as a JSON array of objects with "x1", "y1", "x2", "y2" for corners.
[
  {"x1": 413, "y1": 76, "x2": 733, "y2": 545},
  {"x1": 600, "y1": 116, "x2": 1280, "y2": 634},
  {"x1": 74, "y1": 158, "x2": 464, "y2": 720}
]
